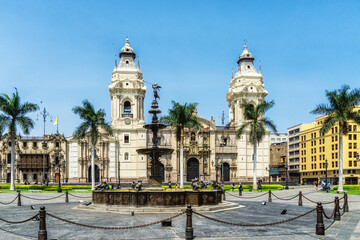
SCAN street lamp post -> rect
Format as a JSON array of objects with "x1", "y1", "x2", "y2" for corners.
[
  {"x1": 325, "y1": 159, "x2": 329, "y2": 193},
  {"x1": 285, "y1": 162, "x2": 289, "y2": 190},
  {"x1": 266, "y1": 167, "x2": 270, "y2": 185},
  {"x1": 37, "y1": 108, "x2": 52, "y2": 185},
  {"x1": 220, "y1": 143, "x2": 224, "y2": 185},
  {"x1": 215, "y1": 157, "x2": 219, "y2": 183},
  {"x1": 53, "y1": 157, "x2": 65, "y2": 193}
]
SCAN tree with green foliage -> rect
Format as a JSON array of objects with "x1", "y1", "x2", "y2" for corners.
[
  {"x1": 236, "y1": 100, "x2": 277, "y2": 190},
  {"x1": 72, "y1": 100, "x2": 113, "y2": 191},
  {"x1": 161, "y1": 101, "x2": 202, "y2": 188},
  {"x1": 0, "y1": 90, "x2": 39, "y2": 191},
  {"x1": 311, "y1": 85, "x2": 360, "y2": 192}
]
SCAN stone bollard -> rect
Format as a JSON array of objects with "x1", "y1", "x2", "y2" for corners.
[
  {"x1": 185, "y1": 205, "x2": 194, "y2": 240},
  {"x1": 344, "y1": 193, "x2": 349, "y2": 212},
  {"x1": 316, "y1": 202, "x2": 325, "y2": 235},
  {"x1": 298, "y1": 191, "x2": 303, "y2": 206},
  {"x1": 65, "y1": 190, "x2": 69, "y2": 203},
  {"x1": 334, "y1": 197, "x2": 341, "y2": 221},
  {"x1": 38, "y1": 206, "x2": 47, "y2": 240},
  {"x1": 17, "y1": 192, "x2": 21, "y2": 206},
  {"x1": 268, "y1": 190, "x2": 272, "y2": 202}
]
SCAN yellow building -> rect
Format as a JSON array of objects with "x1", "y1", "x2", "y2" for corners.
[{"x1": 299, "y1": 106, "x2": 360, "y2": 185}]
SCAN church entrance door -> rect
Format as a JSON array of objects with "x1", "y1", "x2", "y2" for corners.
[
  {"x1": 221, "y1": 162, "x2": 230, "y2": 182},
  {"x1": 187, "y1": 158, "x2": 199, "y2": 182}
]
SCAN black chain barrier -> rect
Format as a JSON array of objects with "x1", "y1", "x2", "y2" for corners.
[
  {"x1": 0, "y1": 214, "x2": 39, "y2": 224},
  {"x1": 302, "y1": 195, "x2": 333, "y2": 205},
  {"x1": 271, "y1": 192, "x2": 299, "y2": 201},
  {"x1": 227, "y1": 192, "x2": 268, "y2": 199},
  {"x1": 193, "y1": 208, "x2": 316, "y2": 227},
  {"x1": 46, "y1": 211, "x2": 185, "y2": 230},
  {"x1": 0, "y1": 195, "x2": 18, "y2": 205},
  {"x1": 322, "y1": 205, "x2": 336, "y2": 220},
  {"x1": 21, "y1": 193, "x2": 66, "y2": 201},
  {"x1": 68, "y1": 193, "x2": 92, "y2": 199}
]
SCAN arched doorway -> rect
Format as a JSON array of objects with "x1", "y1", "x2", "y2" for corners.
[
  {"x1": 221, "y1": 162, "x2": 230, "y2": 182},
  {"x1": 187, "y1": 158, "x2": 199, "y2": 182},
  {"x1": 159, "y1": 163, "x2": 165, "y2": 183},
  {"x1": 88, "y1": 165, "x2": 100, "y2": 183}
]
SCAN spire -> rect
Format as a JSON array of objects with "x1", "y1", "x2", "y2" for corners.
[
  {"x1": 259, "y1": 60, "x2": 262, "y2": 74},
  {"x1": 119, "y1": 37, "x2": 136, "y2": 59},
  {"x1": 237, "y1": 40, "x2": 254, "y2": 64},
  {"x1": 137, "y1": 57, "x2": 140, "y2": 69}
]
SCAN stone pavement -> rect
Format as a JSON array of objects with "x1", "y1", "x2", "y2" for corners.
[{"x1": 0, "y1": 187, "x2": 358, "y2": 239}]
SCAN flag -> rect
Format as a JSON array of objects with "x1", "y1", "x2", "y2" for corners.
[{"x1": 54, "y1": 116, "x2": 58, "y2": 125}]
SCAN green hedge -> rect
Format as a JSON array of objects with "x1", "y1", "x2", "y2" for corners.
[
  {"x1": 161, "y1": 184, "x2": 284, "y2": 191},
  {"x1": 0, "y1": 184, "x2": 92, "y2": 191},
  {"x1": 333, "y1": 185, "x2": 360, "y2": 191}
]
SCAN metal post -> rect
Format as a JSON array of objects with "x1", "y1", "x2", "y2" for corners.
[
  {"x1": 185, "y1": 205, "x2": 193, "y2": 240},
  {"x1": 316, "y1": 202, "x2": 325, "y2": 235},
  {"x1": 65, "y1": 190, "x2": 69, "y2": 203},
  {"x1": 298, "y1": 191, "x2": 303, "y2": 206},
  {"x1": 285, "y1": 163, "x2": 289, "y2": 190},
  {"x1": 17, "y1": 192, "x2": 21, "y2": 206},
  {"x1": 222, "y1": 189, "x2": 226, "y2": 201},
  {"x1": 58, "y1": 165, "x2": 62, "y2": 193},
  {"x1": 268, "y1": 190, "x2": 272, "y2": 202},
  {"x1": 38, "y1": 206, "x2": 47, "y2": 240},
  {"x1": 325, "y1": 159, "x2": 328, "y2": 193},
  {"x1": 334, "y1": 197, "x2": 341, "y2": 221},
  {"x1": 344, "y1": 193, "x2": 349, "y2": 212}
]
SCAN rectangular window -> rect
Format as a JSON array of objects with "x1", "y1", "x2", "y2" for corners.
[
  {"x1": 314, "y1": 133, "x2": 316, "y2": 138},
  {"x1": 355, "y1": 161, "x2": 358, "y2": 167},
  {"x1": 335, "y1": 144, "x2": 338, "y2": 150},
  {"x1": 354, "y1": 134, "x2": 357, "y2": 140},
  {"x1": 335, "y1": 136, "x2": 338, "y2": 141},
  {"x1": 23, "y1": 142, "x2": 27, "y2": 147},
  {"x1": 349, "y1": 152, "x2": 353, "y2": 158},
  {"x1": 332, "y1": 136, "x2": 334, "y2": 142},
  {"x1": 33, "y1": 142, "x2": 37, "y2": 148},
  {"x1": 354, "y1": 143, "x2": 357, "y2": 149},
  {"x1": 349, "y1": 125, "x2": 352, "y2": 131},
  {"x1": 349, "y1": 161, "x2": 352, "y2": 167},
  {"x1": 349, "y1": 143, "x2": 353, "y2": 149},
  {"x1": 332, "y1": 162, "x2": 334, "y2": 168},
  {"x1": 336, "y1": 152, "x2": 338, "y2": 158},
  {"x1": 323, "y1": 139, "x2": 325, "y2": 144},
  {"x1": 332, "y1": 145, "x2": 334, "y2": 151},
  {"x1": 304, "y1": 142, "x2": 306, "y2": 147},
  {"x1": 354, "y1": 125, "x2": 357, "y2": 131},
  {"x1": 314, "y1": 141, "x2": 316, "y2": 146},
  {"x1": 319, "y1": 147, "x2": 321, "y2": 153},
  {"x1": 314, "y1": 148, "x2": 316, "y2": 153},
  {"x1": 311, "y1": 149, "x2": 313, "y2": 154},
  {"x1": 349, "y1": 134, "x2": 352, "y2": 140},
  {"x1": 311, "y1": 141, "x2": 313, "y2": 146},
  {"x1": 336, "y1": 161, "x2": 338, "y2": 167},
  {"x1": 332, "y1": 128, "x2": 334, "y2": 134},
  {"x1": 332, "y1": 153, "x2": 334, "y2": 159},
  {"x1": 314, "y1": 156, "x2": 316, "y2": 161},
  {"x1": 124, "y1": 134, "x2": 130, "y2": 144},
  {"x1": 7, "y1": 154, "x2": 11, "y2": 163},
  {"x1": 323, "y1": 146, "x2": 325, "y2": 152},
  {"x1": 335, "y1": 127, "x2": 338, "y2": 132}
]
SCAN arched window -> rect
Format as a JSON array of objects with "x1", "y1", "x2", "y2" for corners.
[
  {"x1": 124, "y1": 101, "x2": 131, "y2": 114},
  {"x1": 191, "y1": 132, "x2": 196, "y2": 141}
]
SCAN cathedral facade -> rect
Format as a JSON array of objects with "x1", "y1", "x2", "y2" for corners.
[{"x1": 0, "y1": 39, "x2": 270, "y2": 184}]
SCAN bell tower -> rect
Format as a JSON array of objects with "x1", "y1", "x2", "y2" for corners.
[
  {"x1": 226, "y1": 43, "x2": 268, "y2": 126},
  {"x1": 108, "y1": 38, "x2": 147, "y2": 181},
  {"x1": 109, "y1": 38, "x2": 146, "y2": 128}
]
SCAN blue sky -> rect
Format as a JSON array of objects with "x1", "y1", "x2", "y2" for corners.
[{"x1": 1, "y1": 1, "x2": 360, "y2": 136}]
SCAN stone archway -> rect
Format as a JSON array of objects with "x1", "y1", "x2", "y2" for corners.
[
  {"x1": 88, "y1": 165, "x2": 100, "y2": 183},
  {"x1": 186, "y1": 158, "x2": 199, "y2": 182},
  {"x1": 221, "y1": 162, "x2": 230, "y2": 182}
]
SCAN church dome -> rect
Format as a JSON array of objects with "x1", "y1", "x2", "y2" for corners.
[
  {"x1": 119, "y1": 38, "x2": 136, "y2": 59},
  {"x1": 237, "y1": 44, "x2": 254, "y2": 64}
]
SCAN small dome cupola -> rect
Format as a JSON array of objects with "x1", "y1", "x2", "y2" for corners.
[
  {"x1": 119, "y1": 38, "x2": 136, "y2": 59},
  {"x1": 237, "y1": 42, "x2": 254, "y2": 64}
]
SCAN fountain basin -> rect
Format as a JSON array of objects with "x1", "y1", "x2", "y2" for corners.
[{"x1": 92, "y1": 190, "x2": 223, "y2": 207}]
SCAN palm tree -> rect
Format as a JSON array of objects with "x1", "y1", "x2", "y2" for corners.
[
  {"x1": 161, "y1": 101, "x2": 202, "y2": 188},
  {"x1": 0, "y1": 90, "x2": 39, "y2": 191},
  {"x1": 236, "y1": 100, "x2": 277, "y2": 190},
  {"x1": 311, "y1": 85, "x2": 360, "y2": 192},
  {"x1": 72, "y1": 99, "x2": 113, "y2": 191}
]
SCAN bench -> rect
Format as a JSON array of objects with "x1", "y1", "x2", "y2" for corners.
[
  {"x1": 29, "y1": 190, "x2": 41, "y2": 193},
  {"x1": 75, "y1": 190, "x2": 88, "y2": 193}
]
